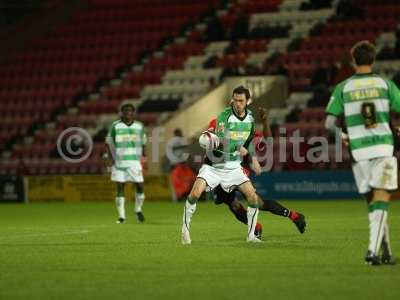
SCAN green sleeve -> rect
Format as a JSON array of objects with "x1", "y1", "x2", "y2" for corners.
[
  {"x1": 243, "y1": 122, "x2": 255, "y2": 150},
  {"x1": 106, "y1": 123, "x2": 116, "y2": 145},
  {"x1": 215, "y1": 108, "x2": 231, "y2": 139},
  {"x1": 388, "y1": 80, "x2": 400, "y2": 113},
  {"x1": 326, "y1": 84, "x2": 344, "y2": 116},
  {"x1": 142, "y1": 128, "x2": 147, "y2": 145}
]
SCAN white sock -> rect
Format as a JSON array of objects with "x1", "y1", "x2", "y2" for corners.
[
  {"x1": 382, "y1": 220, "x2": 392, "y2": 256},
  {"x1": 115, "y1": 197, "x2": 126, "y2": 219},
  {"x1": 182, "y1": 200, "x2": 196, "y2": 231},
  {"x1": 247, "y1": 207, "x2": 259, "y2": 239},
  {"x1": 135, "y1": 193, "x2": 145, "y2": 213},
  {"x1": 368, "y1": 209, "x2": 387, "y2": 255}
]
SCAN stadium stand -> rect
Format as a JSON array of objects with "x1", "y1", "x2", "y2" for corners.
[
  {"x1": 1, "y1": 0, "x2": 400, "y2": 174},
  {"x1": 0, "y1": 0, "x2": 220, "y2": 174}
]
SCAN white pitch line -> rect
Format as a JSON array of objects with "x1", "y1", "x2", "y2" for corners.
[
  {"x1": 2, "y1": 224, "x2": 109, "y2": 230},
  {"x1": 0, "y1": 229, "x2": 90, "y2": 241}
]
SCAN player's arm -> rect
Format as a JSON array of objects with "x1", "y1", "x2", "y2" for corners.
[
  {"x1": 207, "y1": 118, "x2": 217, "y2": 133},
  {"x1": 142, "y1": 145, "x2": 146, "y2": 157},
  {"x1": 325, "y1": 115, "x2": 349, "y2": 145},
  {"x1": 325, "y1": 115, "x2": 340, "y2": 133},
  {"x1": 104, "y1": 144, "x2": 115, "y2": 166},
  {"x1": 141, "y1": 130, "x2": 147, "y2": 158},
  {"x1": 141, "y1": 130, "x2": 148, "y2": 170},
  {"x1": 388, "y1": 80, "x2": 400, "y2": 136},
  {"x1": 388, "y1": 79, "x2": 400, "y2": 113},
  {"x1": 259, "y1": 107, "x2": 272, "y2": 138},
  {"x1": 325, "y1": 83, "x2": 347, "y2": 142},
  {"x1": 239, "y1": 122, "x2": 256, "y2": 157},
  {"x1": 104, "y1": 123, "x2": 116, "y2": 166},
  {"x1": 250, "y1": 156, "x2": 262, "y2": 176},
  {"x1": 243, "y1": 122, "x2": 255, "y2": 149}
]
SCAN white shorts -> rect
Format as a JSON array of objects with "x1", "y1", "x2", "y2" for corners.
[
  {"x1": 111, "y1": 164, "x2": 143, "y2": 183},
  {"x1": 197, "y1": 164, "x2": 250, "y2": 193},
  {"x1": 352, "y1": 156, "x2": 397, "y2": 194}
]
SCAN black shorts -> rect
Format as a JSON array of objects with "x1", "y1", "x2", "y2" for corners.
[{"x1": 213, "y1": 185, "x2": 236, "y2": 205}]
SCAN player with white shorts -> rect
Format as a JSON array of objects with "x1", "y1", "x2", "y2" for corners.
[
  {"x1": 325, "y1": 40, "x2": 400, "y2": 265},
  {"x1": 105, "y1": 102, "x2": 147, "y2": 224},
  {"x1": 181, "y1": 86, "x2": 263, "y2": 245},
  {"x1": 352, "y1": 156, "x2": 397, "y2": 194},
  {"x1": 197, "y1": 164, "x2": 250, "y2": 193},
  {"x1": 111, "y1": 162, "x2": 144, "y2": 183}
]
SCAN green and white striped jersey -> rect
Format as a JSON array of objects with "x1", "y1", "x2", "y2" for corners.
[
  {"x1": 106, "y1": 120, "x2": 147, "y2": 168},
  {"x1": 211, "y1": 107, "x2": 255, "y2": 169},
  {"x1": 326, "y1": 73, "x2": 400, "y2": 161}
]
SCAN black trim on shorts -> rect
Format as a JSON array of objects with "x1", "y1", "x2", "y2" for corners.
[
  {"x1": 369, "y1": 185, "x2": 397, "y2": 192},
  {"x1": 196, "y1": 176, "x2": 212, "y2": 189},
  {"x1": 230, "y1": 180, "x2": 251, "y2": 193},
  {"x1": 237, "y1": 180, "x2": 251, "y2": 188}
]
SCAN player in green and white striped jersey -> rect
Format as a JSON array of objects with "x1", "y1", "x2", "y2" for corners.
[
  {"x1": 181, "y1": 86, "x2": 262, "y2": 244},
  {"x1": 105, "y1": 102, "x2": 147, "y2": 224},
  {"x1": 325, "y1": 41, "x2": 400, "y2": 265}
]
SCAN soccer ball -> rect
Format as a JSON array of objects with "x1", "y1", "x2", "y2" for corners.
[{"x1": 199, "y1": 131, "x2": 220, "y2": 150}]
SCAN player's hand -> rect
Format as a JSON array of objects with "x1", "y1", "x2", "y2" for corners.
[
  {"x1": 341, "y1": 132, "x2": 349, "y2": 146},
  {"x1": 141, "y1": 156, "x2": 148, "y2": 171},
  {"x1": 258, "y1": 107, "x2": 269, "y2": 122},
  {"x1": 252, "y1": 163, "x2": 262, "y2": 176},
  {"x1": 395, "y1": 127, "x2": 400, "y2": 136},
  {"x1": 102, "y1": 152, "x2": 113, "y2": 168},
  {"x1": 251, "y1": 156, "x2": 262, "y2": 176},
  {"x1": 239, "y1": 146, "x2": 248, "y2": 157}
]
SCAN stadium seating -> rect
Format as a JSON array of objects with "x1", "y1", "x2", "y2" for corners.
[
  {"x1": 267, "y1": 1, "x2": 400, "y2": 170},
  {"x1": 2, "y1": 0, "x2": 400, "y2": 174},
  {"x1": 0, "y1": 0, "x2": 219, "y2": 174}
]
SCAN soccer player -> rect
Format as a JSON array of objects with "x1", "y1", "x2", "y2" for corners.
[
  {"x1": 325, "y1": 40, "x2": 399, "y2": 265},
  {"x1": 181, "y1": 86, "x2": 262, "y2": 244},
  {"x1": 209, "y1": 108, "x2": 306, "y2": 237},
  {"x1": 105, "y1": 102, "x2": 147, "y2": 224}
]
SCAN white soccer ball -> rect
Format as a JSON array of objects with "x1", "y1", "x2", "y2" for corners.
[{"x1": 199, "y1": 131, "x2": 220, "y2": 150}]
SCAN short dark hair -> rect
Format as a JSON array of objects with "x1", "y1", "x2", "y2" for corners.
[
  {"x1": 351, "y1": 40, "x2": 376, "y2": 66},
  {"x1": 120, "y1": 103, "x2": 135, "y2": 112},
  {"x1": 232, "y1": 85, "x2": 250, "y2": 100},
  {"x1": 173, "y1": 128, "x2": 183, "y2": 136}
]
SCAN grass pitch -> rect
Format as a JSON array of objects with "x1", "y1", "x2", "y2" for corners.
[{"x1": 0, "y1": 200, "x2": 399, "y2": 300}]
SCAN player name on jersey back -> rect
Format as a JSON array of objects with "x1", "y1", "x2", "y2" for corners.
[{"x1": 326, "y1": 74, "x2": 400, "y2": 161}]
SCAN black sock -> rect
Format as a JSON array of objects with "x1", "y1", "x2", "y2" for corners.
[
  {"x1": 261, "y1": 199, "x2": 290, "y2": 217},
  {"x1": 227, "y1": 202, "x2": 248, "y2": 225}
]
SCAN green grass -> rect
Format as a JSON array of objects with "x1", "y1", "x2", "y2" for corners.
[{"x1": 0, "y1": 200, "x2": 399, "y2": 300}]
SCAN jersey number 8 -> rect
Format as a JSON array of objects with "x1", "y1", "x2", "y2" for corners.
[{"x1": 361, "y1": 102, "x2": 377, "y2": 129}]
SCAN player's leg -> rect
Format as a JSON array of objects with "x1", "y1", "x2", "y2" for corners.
[
  {"x1": 237, "y1": 181, "x2": 262, "y2": 242},
  {"x1": 230, "y1": 198, "x2": 263, "y2": 239},
  {"x1": 111, "y1": 166, "x2": 127, "y2": 223},
  {"x1": 364, "y1": 192, "x2": 395, "y2": 265},
  {"x1": 115, "y1": 182, "x2": 126, "y2": 223},
  {"x1": 214, "y1": 185, "x2": 263, "y2": 238},
  {"x1": 181, "y1": 177, "x2": 208, "y2": 244},
  {"x1": 126, "y1": 165, "x2": 145, "y2": 222},
  {"x1": 221, "y1": 168, "x2": 261, "y2": 242},
  {"x1": 134, "y1": 182, "x2": 145, "y2": 222},
  {"x1": 181, "y1": 165, "x2": 221, "y2": 244},
  {"x1": 364, "y1": 156, "x2": 397, "y2": 265},
  {"x1": 259, "y1": 198, "x2": 306, "y2": 233},
  {"x1": 365, "y1": 189, "x2": 390, "y2": 265},
  {"x1": 381, "y1": 218, "x2": 395, "y2": 265},
  {"x1": 352, "y1": 160, "x2": 378, "y2": 264},
  {"x1": 214, "y1": 185, "x2": 246, "y2": 223}
]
